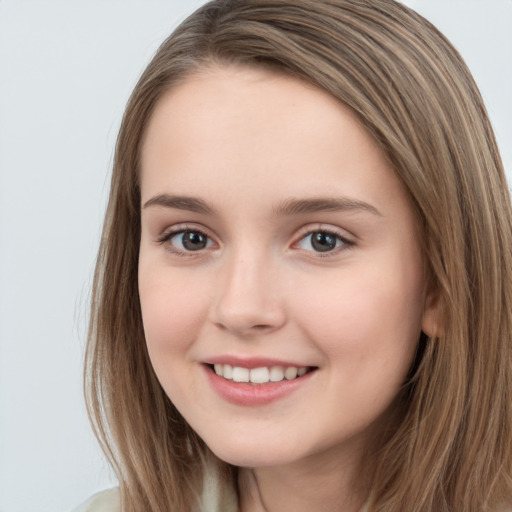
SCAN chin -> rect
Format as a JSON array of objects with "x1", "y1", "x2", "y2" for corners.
[{"x1": 202, "y1": 434, "x2": 301, "y2": 468}]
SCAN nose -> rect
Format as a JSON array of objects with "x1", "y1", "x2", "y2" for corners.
[{"x1": 209, "y1": 250, "x2": 287, "y2": 337}]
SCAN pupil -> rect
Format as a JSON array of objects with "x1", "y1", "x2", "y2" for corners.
[
  {"x1": 311, "y1": 232, "x2": 336, "y2": 252},
  {"x1": 182, "y1": 231, "x2": 207, "y2": 250}
]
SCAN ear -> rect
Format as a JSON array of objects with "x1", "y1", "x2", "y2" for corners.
[{"x1": 421, "y1": 287, "x2": 442, "y2": 338}]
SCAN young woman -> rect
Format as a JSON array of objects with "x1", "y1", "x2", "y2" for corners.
[{"x1": 77, "y1": 0, "x2": 512, "y2": 511}]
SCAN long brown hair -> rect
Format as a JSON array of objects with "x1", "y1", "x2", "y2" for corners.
[{"x1": 85, "y1": 1, "x2": 512, "y2": 510}]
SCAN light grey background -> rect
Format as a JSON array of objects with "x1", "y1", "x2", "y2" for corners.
[{"x1": 0, "y1": 1, "x2": 510, "y2": 511}]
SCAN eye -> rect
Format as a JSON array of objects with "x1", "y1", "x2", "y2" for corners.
[
  {"x1": 296, "y1": 230, "x2": 350, "y2": 253},
  {"x1": 161, "y1": 229, "x2": 214, "y2": 253}
]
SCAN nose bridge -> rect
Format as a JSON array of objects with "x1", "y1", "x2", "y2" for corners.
[{"x1": 211, "y1": 242, "x2": 285, "y2": 335}]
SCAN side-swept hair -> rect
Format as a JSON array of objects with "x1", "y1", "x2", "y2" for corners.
[{"x1": 85, "y1": 1, "x2": 512, "y2": 510}]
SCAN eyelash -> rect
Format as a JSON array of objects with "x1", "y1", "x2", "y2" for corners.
[
  {"x1": 293, "y1": 226, "x2": 354, "y2": 257},
  {"x1": 156, "y1": 225, "x2": 354, "y2": 258},
  {"x1": 156, "y1": 224, "x2": 214, "y2": 257}
]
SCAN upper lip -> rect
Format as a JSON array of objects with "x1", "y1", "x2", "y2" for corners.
[{"x1": 203, "y1": 356, "x2": 313, "y2": 369}]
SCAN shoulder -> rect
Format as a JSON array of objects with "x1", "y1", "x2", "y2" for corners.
[{"x1": 71, "y1": 488, "x2": 120, "y2": 512}]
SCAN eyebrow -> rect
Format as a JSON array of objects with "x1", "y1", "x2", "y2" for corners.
[
  {"x1": 273, "y1": 197, "x2": 382, "y2": 217},
  {"x1": 142, "y1": 193, "x2": 382, "y2": 217},
  {"x1": 142, "y1": 194, "x2": 217, "y2": 215}
]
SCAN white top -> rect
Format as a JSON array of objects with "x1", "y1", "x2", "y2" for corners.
[
  {"x1": 72, "y1": 466, "x2": 238, "y2": 512},
  {"x1": 71, "y1": 486, "x2": 237, "y2": 512},
  {"x1": 72, "y1": 488, "x2": 120, "y2": 512},
  {"x1": 73, "y1": 486, "x2": 510, "y2": 512},
  {"x1": 72, "y1": 456, "x2": 240, "y2": 511}
]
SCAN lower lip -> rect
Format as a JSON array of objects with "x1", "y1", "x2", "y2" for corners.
[{"x1": 203, "y1": 365, "x2": 315, "y2": 406}]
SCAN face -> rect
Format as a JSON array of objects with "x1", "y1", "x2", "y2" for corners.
[{"x1": 138, "y1": 66, "x2": 435, "y2": 469}]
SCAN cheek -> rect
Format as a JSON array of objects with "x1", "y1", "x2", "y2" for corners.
[
  {"x1": 138, "y1": 267, "x2": 210, "y2": 357},
  {"x1": 294, "y1": 259, "x2": 425, "y2": 367},
  {"x1": 138, "y1": 265, "x2": 215, "y2": 408}
]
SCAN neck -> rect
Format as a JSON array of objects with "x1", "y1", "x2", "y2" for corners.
[{"x1": 237, "y1": 446, "x2": 368, "y2": 512}]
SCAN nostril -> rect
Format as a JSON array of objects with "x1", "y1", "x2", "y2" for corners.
[{"x1": 211, "y1": 316, "x2": 283, "y2": 336}]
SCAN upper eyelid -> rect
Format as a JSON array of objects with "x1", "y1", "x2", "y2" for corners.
[
  {"x1": 293, "y1": 224, "x2": 354, "y2": 242},
  {"x1": 156, "y1": 223, "x2": 214, "y2": 241}
]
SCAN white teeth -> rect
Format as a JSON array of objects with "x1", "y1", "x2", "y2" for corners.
[
  {"x1": 223, "y1": 364, "x2": 233, "y2": 380},
  {"x1": 213, "y1": 364, "x2": 309, "y2": 384},
  {"x1": 232, "y1": 366, "x2": 249, "y2": 382},
  {"x1": 250, "y1": 367, "x2": 270, "y2": 384},
  {"x1": 284, "y1": 367, "x2": 298, "y2": 380},
  {"x1": 269, "y1": 366, "x2": 285, "y2": 382}
]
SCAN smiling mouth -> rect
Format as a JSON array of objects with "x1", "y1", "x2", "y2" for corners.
[{"x1": 208, "y1": 364, "x2": 316, "y2": 384}]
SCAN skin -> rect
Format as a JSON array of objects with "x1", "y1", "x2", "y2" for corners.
[{"x1": 138, "y1": 65, "x2": 438, "y2": 512}]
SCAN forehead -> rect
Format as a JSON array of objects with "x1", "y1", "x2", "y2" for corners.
[
  {"x1": 139, "y1": 65, "x2": 412, "y2": 225},
  {"x1": 141, "y1": 65, "x2": 358, "y2": 156}
]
